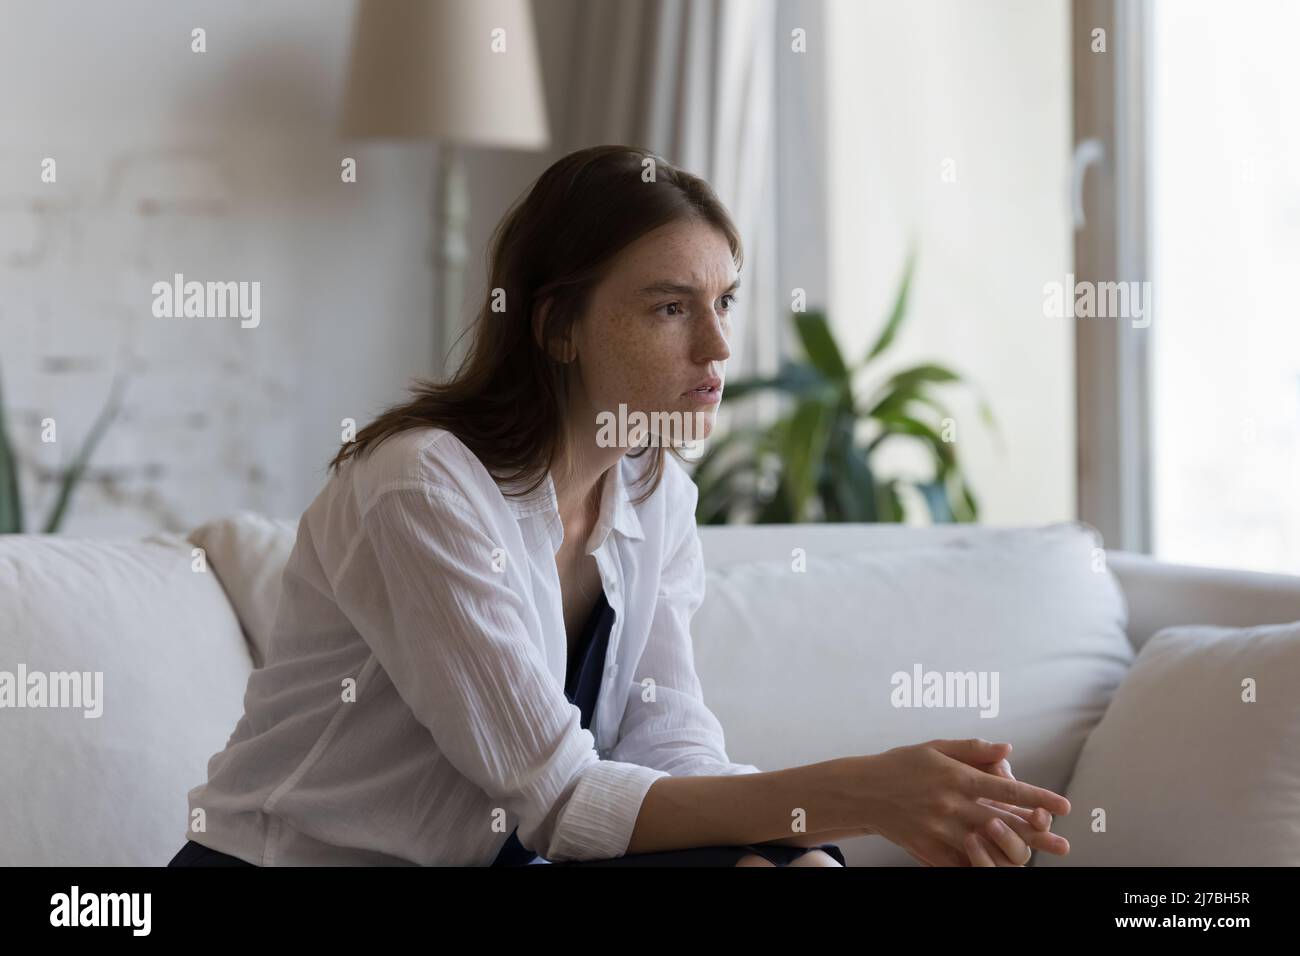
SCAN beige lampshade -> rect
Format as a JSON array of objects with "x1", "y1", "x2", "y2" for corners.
[{"x1": 339, "y1": 0, "x2": 550, "y2": 148}]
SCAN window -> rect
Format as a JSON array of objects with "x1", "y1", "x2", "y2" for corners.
[
  {"x1": 1149, "y1": 0, "x2": 1300, "y2": 574},
  {"x1": 1075, "y1": 0, "x2": 1299, "y2": 574}
]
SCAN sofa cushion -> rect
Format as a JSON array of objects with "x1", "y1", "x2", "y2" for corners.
[
  {"x1": 188, "y1": 511, "x2": 298, "y2": 669},
  {"x1": 1036, "y1": 618, "x2": 1300, "y2": 866},
  {"x1": 689, "y1": 522, "x2": 1132, "y2": 866},
  {"x1": 0, "y1": 532, "x2": 253, "y2": 865}
]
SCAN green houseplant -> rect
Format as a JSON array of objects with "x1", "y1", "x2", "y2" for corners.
[
  {"x1": 0, "y1": 364, "x2": 126, "y2": 533},
  {"x1": 691, "y1": 252, "x2": 997, "y2": 525}
]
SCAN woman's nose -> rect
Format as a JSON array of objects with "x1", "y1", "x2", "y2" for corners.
[{"x1": 696, "y1": 309, "x2": 731, "y2": 363}]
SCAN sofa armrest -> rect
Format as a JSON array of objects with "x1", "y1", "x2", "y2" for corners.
[{"x1": 1107, "y1": 550, "x2": 1300, "y2": 651}]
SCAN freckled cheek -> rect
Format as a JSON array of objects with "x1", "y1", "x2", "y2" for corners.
[
  {"x1": 602, "y1": 334, "x2": 684, "y2": 409},
  {"x1": 618, "y1": 361, "x2": 691, "y2": 411}
]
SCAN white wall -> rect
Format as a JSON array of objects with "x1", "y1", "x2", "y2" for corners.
[
  {"x1": 0, "y1": 0, "x2": 585, "y2": 536},
  {"x1": 0, "y1": 0, "x2": 425, "y2": 534},
  {"x1": 826, "y1": 0, "x2": 1075, "y2": 526}
]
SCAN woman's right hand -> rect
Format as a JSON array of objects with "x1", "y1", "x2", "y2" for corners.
[{"x1": 855, "y1": 738, "x2": 1072, "y2": 867}]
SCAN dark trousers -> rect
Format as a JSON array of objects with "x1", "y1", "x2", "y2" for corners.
[
  {"x1": 167, "y1": 839, "x2": 845, "y2": 867},
  {"x1": 545, "y1": 842, "x2": 847, "y2": 867},
  {"x1": 168, "y1": 840, "x2": 256, "y2": 866}
]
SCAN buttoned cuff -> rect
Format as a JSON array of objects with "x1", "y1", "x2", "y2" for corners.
[{"x1": 544, "y1": 760, "x2": 671, "y2": 862}]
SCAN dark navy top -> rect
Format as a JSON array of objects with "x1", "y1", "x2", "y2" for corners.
[{"x1": 491, "y1": 588, "x2": 614, "y2": 866}]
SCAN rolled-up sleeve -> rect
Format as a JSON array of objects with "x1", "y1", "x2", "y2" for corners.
[
  {"x1": 610, "y1": 481, "x2": 762, "y2": 778},
  {"x1": 332, "y1": 483, "x2": 668, "y2": 863}
]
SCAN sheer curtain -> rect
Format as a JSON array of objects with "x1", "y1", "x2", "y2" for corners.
[{"x1": 559, "y1": 0, "x2": 818, "y2": 433}]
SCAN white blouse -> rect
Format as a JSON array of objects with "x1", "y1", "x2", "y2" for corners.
[{"x1": 184, "y1": 425, "x2": 759, "y2": 866}]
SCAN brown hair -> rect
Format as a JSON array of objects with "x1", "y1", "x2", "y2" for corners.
[{"x1": 325, "y1": 144, "x2": 744, "y2": 507}]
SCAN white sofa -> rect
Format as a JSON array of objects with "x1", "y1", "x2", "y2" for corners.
[{"x1": 3, "y1": 514, "x2": 1298, "y2": 866}]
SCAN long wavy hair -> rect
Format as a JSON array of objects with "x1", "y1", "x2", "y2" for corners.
[{"x1": 325, "y1": 144, "x2": 744, "y2": 507}]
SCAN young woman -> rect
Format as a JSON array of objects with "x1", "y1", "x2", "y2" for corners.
[{"x1": 169, "y1": 145, "x2": 1071, "y2": 868}]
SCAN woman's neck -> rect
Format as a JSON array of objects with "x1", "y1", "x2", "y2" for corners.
[{"x1": 553, "y1": 419, "x2": 623, "y2": 535}]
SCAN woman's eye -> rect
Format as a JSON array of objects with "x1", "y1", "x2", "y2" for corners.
[
  {"x1": 655, "y1": 295, "x2": 738, "y2": 317},
  {"x1": 657, "y1": 296, "x2": 736, "y2": 317}
]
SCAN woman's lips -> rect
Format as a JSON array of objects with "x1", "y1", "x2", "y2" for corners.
[{"x1": 683, "y1": 384, "x2": 722, "y2": 404}]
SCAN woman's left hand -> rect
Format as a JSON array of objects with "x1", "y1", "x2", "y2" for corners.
[
  {"x1": 855, "y1": 748, "x2": 1066, "y2": 865},
  {"x1": 966, "y1": 750, "x2": 1069, "y2": 866}
]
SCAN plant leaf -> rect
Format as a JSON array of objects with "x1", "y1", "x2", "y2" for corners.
[
  {"x1": 916, "y1": 479, "x2": 955, "y2": 523},
  {"x1": 0, "y1": 364, "x2": 24, "y2": 533},
  {"x1": 42, "y1": 373, "x2": 127, "y2": 533},
  {"x1": 687, "y1": 422, "x2": 768, "y2": 488},
  {"x1": 877, "y1": 478, "x2": 905, "y2": 523},
  {"x1": 862, "y1": 247, "x2": 917, "y2": 365},
  {"x1": 864, "y1": 362, "x2": 965, "y2": 416},
  {"x1": 792, "y1": 311, "x2": 849, "y2": 384},
  {"x1": 722, "y1": 360, "x2": 829, "y2": 402},
  {"x1": 780, "y1": 398, "x2": 834, "y2": 521},
  {"x1": 869, "y1": 413, "x2": 956, "y2": 469},
  {"x1": 838, "y1": 437, "x2": 878, "y2": 522},
  {"x1": 694, "y1": 458, "x2": 755, "y2": 525}
]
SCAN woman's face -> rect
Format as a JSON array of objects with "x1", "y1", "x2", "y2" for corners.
[{"x1": 568, "y1": 218, "x2": 737, "y2": 447}]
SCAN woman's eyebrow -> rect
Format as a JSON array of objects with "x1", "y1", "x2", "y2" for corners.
[{"x1": 632, "y1": 277, "x2": 742, "y2": 299}]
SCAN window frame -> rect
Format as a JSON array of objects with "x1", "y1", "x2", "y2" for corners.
[{"x1": 1072, "y1": 0, "x2": 1154, "y2": 553}]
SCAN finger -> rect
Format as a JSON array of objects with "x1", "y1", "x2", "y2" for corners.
[
  {"x1": 978, "y1": 760, "x2": 1053, "y2": 830},
  {"x1": 982, "y1": 816, "x2": 1030, "y2": 865},
  {"x1": 991, "y1": 765, "x2": 1052, "y2": 830},
  {"x1": 979, "y1": 798, "x2": 1049, "y2": 829},
  {"x1": 979, "y1": 804, "x2": 1070, "y2": 856},
  {"x1": 965, "y1": 832, "x2": 997, "y2": 867},
  {"x1": 932, "y1": 738, "x2": 1012, "y2": 765},
  {"x1": 969, "y1": 769, "x2": 1071, "y2": 816},
  {"x1": 971, "y1": 759, "x2": 1013, "y2": 781},
  {"x1": 983, "y1": 759, "x2": 1041, "y2": 822},
  {"x1": 979, "y1": 832, "x2": 1023, "y2": 867}
]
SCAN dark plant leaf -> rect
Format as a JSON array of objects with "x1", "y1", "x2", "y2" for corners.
[
  {"x1": 877, "y1": 479, "x2": 905, "y2": 523},
  {"x1": 0, "y1": 365, "x2": 23, "y2": 533},
  {"x1": 694, "y1": 459, "x2": 757, "y2": 525},
  {"x1": 839, "y1": 438, "x2": 878, "y2": 523},
  {"x1": 782, "y1": 398, "x2": 837, "y2": 521},
  {"x1": 722, "y1": 360, "x2": 829, "y2": 402},
  {"x1": 792, "y1": 311, "x2": 849, "y2": 384},
  {"x1": 916, "y1": 479, "x2": 955, "y2": 523}
]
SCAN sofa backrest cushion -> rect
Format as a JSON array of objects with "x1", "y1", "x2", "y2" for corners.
[
  {"x1": 689, "y1": 522, "x2": 1132, "y2": 866},
  {"x1": 188, "y1": 511, "x2": 299, "y2": 669},
  {"x1": 0, "y1": 532, "x2": 253, "y2": 865}
]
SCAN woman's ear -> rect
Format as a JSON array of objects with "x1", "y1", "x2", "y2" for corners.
[
  {"x1": 532, "y1": 297, "x2": 576, "y2": 363},
  {"x1": 530, "y1": 297, "x2": 550, "y2": 351}
]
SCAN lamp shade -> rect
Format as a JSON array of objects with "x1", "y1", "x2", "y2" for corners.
[{"x1": 339, "y1": 0, "x2": 550, "y2": 148}]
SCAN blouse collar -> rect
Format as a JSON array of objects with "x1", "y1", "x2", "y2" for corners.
[{"x1": 497, "y1": 453, "x2": 646, "y2": 551}]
